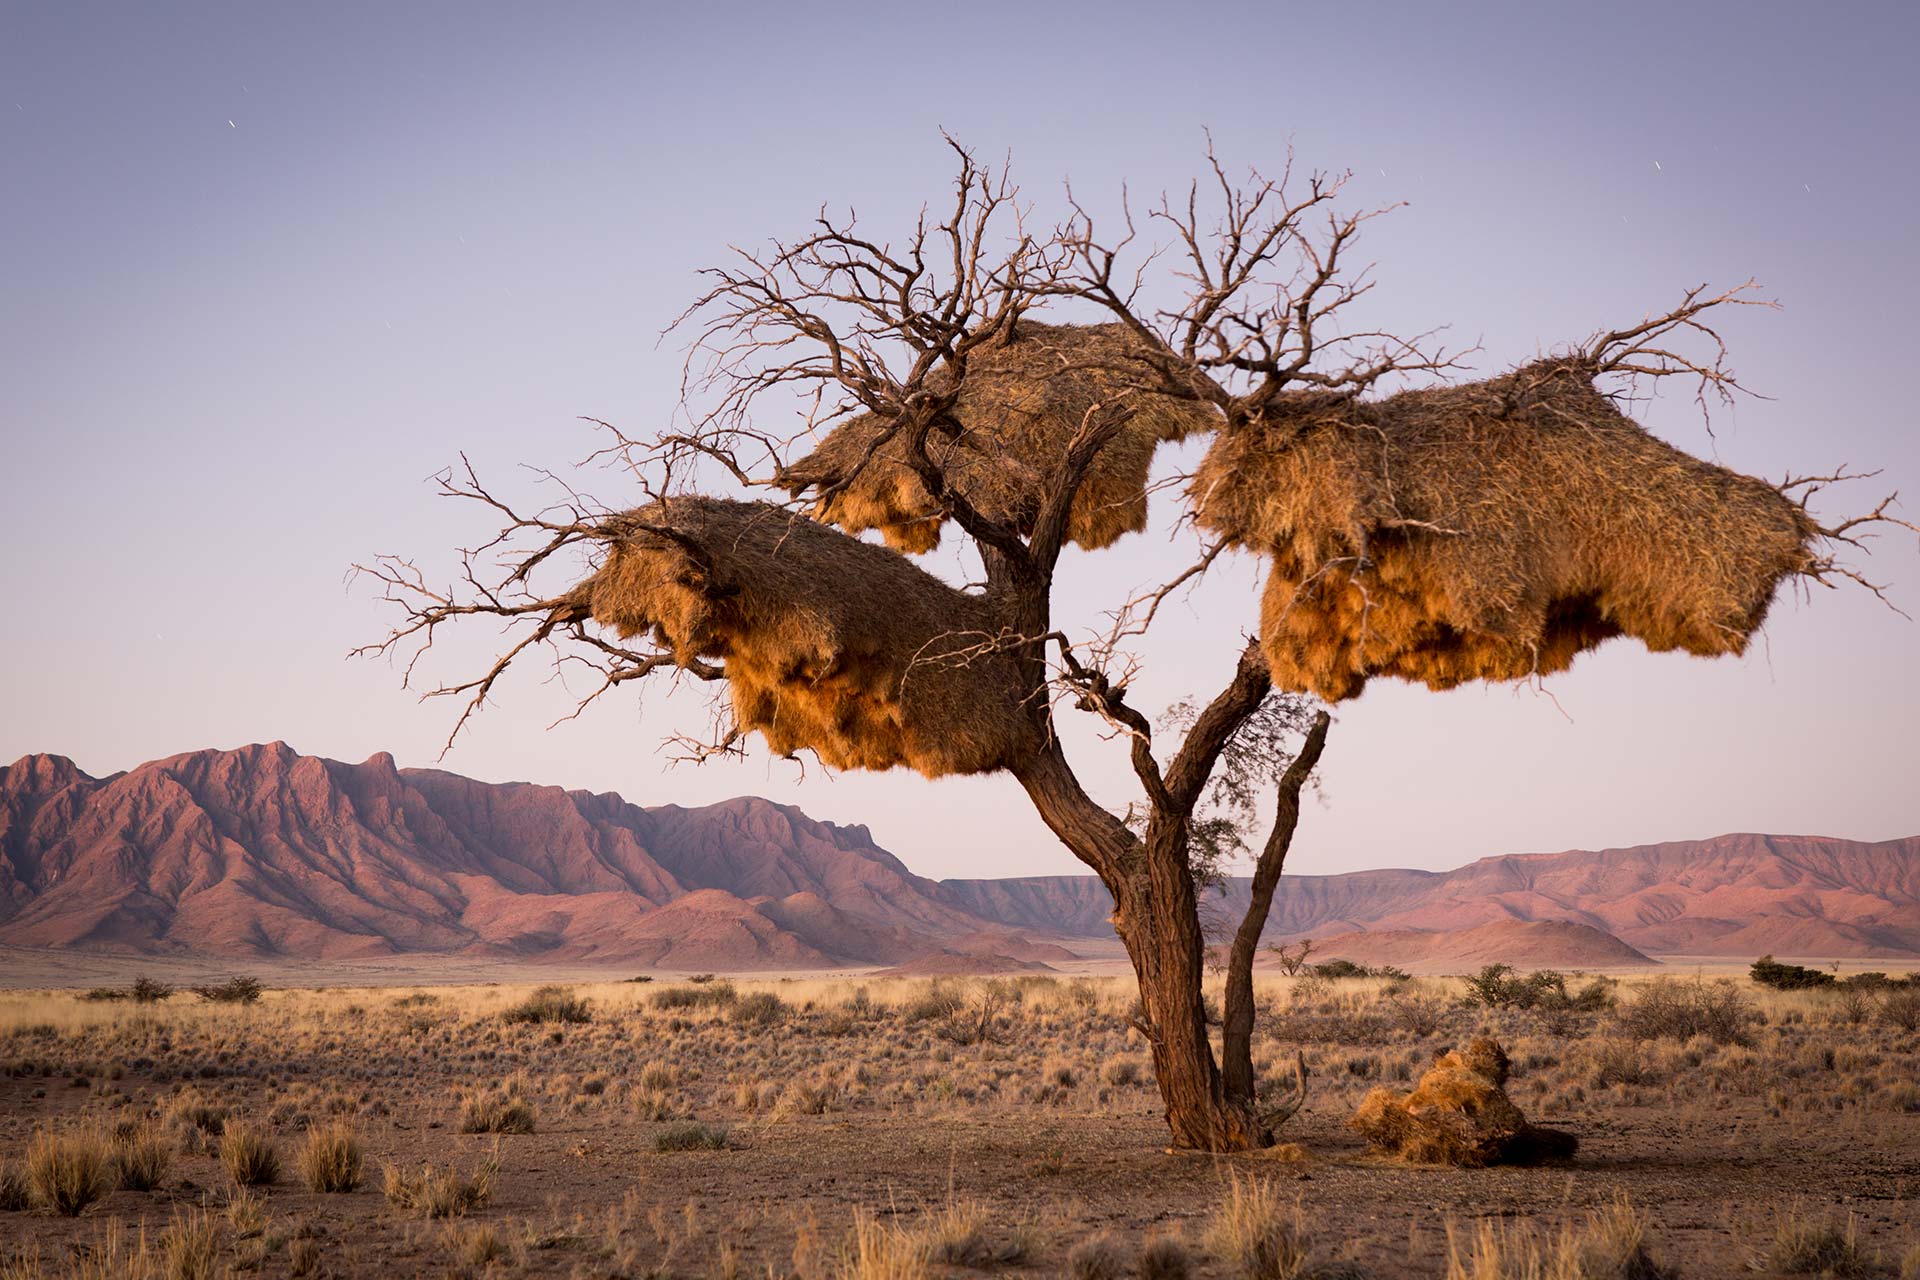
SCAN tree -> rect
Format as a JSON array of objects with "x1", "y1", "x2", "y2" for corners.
[{"x1": 357, "y1": 140, "x2": 1909, "y2": 1152}]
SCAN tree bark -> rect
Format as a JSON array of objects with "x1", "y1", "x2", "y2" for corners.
[{"x1": 1220, "y1": 710, "x2": 1331, "y2": 1102}]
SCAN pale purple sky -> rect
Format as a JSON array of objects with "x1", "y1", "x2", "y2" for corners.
[{"x1": 4, "y1": 1, "x2": 1916, "y2": 881}]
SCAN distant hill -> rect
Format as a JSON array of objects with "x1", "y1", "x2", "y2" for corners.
[
  {"x1": 942, "y1": 832, "x2": 1920, "y2": 958},
  {"x1": 1308, "y1": 920, "x2": 1658, "y2": 972},
  {"x1": 4, "y1": 745, "x2": 1915, "y2": 970},
  {"x1": 0, "y1": 744, "x2": 1011, "y2": 969}
]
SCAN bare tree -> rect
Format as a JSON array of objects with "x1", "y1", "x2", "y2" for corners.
[{"x1": 356, "y1": 140, "x2": 1910, "y2": 1152}]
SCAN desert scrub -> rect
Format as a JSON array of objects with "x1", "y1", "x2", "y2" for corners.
[
  {"x1": 162, "y1": 1207, "x2": 222, "y2": 1280},
  {"x1": 1139, "y1": 1235, "x2": 1195, "y2": 1280},
  {"x1": 220, "y1": 1119, "x2": 281, "y2": 1187},
  {"x1": 731, "y1": 991, "x2": 788, "y2": 1026},
  {"x1": 460, "y1": 1081, "x2": 536, "y2": 1134},
  {"x1": 383, "y1": 1154, "x2": 499, "y2": 1219},
  {"x1": 1067, "y1": 1232, "x2": 1130, "y2": 1280},
  {"x1": 501, "y1": 984, "x2": 590, "y2": 1024},
  {"x1": 111, "y1": 1123, "x2": 172, "y2": 1191},
  {"x1": 1765, "y1": 1207, "x2": 1875, "y2": 1277},
  {"x1": 1617, "y1": 977, "x2": 1754, "y2": 1045},
  {"x1": 26, "y1": 1125, "x2": 112, "y2": 1216},
  {"x1": 190, "y1": 975, "x2": 264, "y2": 1004},
  {"x1": 654, "y1": 1121, "x2": 730, "y2": 1151},
  {"x1": 1205, "y1": 1173, "x2": 1319, "y2": 1280},
  {"x1": 298, "y1": 1121, "x2": 364, "y2": 1192},
  {"x1": 650, "y1": 982, "x2": 738, "y2": 1011}
]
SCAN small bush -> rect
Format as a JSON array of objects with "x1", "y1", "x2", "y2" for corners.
[
  {"x1": 650, "y1": 982, "x2": 738, "y2": 1011},
  {"x1": 654, "y1": 1121, "x2": 730, "y2": 1152},
  {"x1": 27, "y1": 1126, "x2": 113, "y2": 1215},
  {"x1": 298, "y1": 1122, "x2": 364, "y2": 1192},
  {"x1": 1311, "y1": 958, "x2": 1408, "y2": 981},
  {"x1": 501, "y1": 985, "x2": 591, "y2": 1024},
  {"x1": 80, "y1": 987, "x2": 128, "y2": 1002},
  {"x1": 0, "y1": 1162, "x2": 29, "y2": 1210},
  {"x1": 191, "y1": 976, "x2": 264, "y2": 1004},
  {"x1": 731, "y1": 991, "x2": 789, "y2": 1026},
  {"x1": 1139, "y1": 1235, "x2": 1195, "y2": 1280},
  {"x1": 1880, "y1": 987, "x2": 1920, "y2": 1032},
  {"x1": 161, "y1": 1208, "x2": 221, "y2": 1280},
  {"x1": 383, "y1": 1155, "x2": 499, "y2": 1219},
  {"x1": 1767, "y1": 1208, "x2": 1874, "y2": 1277},
  {"x1": 1067, "y1": 1232, "x2": 1130, "y2": 1280},
  {"x1": 459, "y1": 1087, "x2": 536, "y2": 1135},
  {"x1": 130, "y1": 975, "x2": 174, "y2": 1004},
  {"x1": 111, "y1": 1124, "x2": 172, "y2": 1191},
  {"x1": 1751, "y1": 955, "x2": 1836, "y2": 990},
  {"x1": 1618, "y1": 978, "x2": 1754, "y2": 1045},
  {"x1": 220, "y1": 1120, "x2": 281, "y2": 1187}
]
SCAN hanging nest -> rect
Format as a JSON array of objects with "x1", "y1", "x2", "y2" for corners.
[
  {"x1": 573, "y1": 497, "x2": 1038, "y2": 778},
  {"x1": 1350, "y1": 1038, "x2": 1577, "y2": 1167},
  {"x1": 1191, "y1": 360, "x2": 1821, "y2": 701},
  {"x1": 777, "y1": 321, "x2": 1221, "y2": 553}
]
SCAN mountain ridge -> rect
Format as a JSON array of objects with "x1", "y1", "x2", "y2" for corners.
[{"x1": 4, "y1": 745, "x2": 1916, "y2": 965}]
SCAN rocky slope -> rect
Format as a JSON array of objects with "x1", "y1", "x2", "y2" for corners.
[{"x1": 941, "y1": 832, "x2": 1920, "y2": 958}]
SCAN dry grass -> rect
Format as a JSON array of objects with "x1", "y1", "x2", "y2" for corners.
[
  {"x1": 382, "y1": 1153, "x2": 499, "y2": 1219},
  {"x1": 26, "y1": 1125, "x2": 112, "y2": 1216},
  {"x1": 217, "y1": 1119, "x2": 279, "y2": 1187},
  {"x1": 297, "y1": 1120, "x2": 363, "y2": 1192},
  {"x1": 577, "y1": 496, "x2": 1037, "y2": 777},
  {"x1": 1444, "y1": 1198, "x2": 1672, "y2": 1279},
  {"x1": 109, "y1": 1123, "x2": 171, "y2": 1192},
  {"x1": 1193, "y1": 361, "x2": 1820, "y2": 700}
]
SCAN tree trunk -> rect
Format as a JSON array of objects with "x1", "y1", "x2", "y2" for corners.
[
  {"x1": 1013, "y1": 744, "x2": 1271, "y2": 1151},
  {"x1": 1220, "y1": 710, "x2": 1330, "y2": 1101}
]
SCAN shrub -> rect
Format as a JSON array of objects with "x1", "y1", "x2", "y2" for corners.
[
  {"x1": 80, "y1": 987, "x2": 128, "y2": 1002},
  {"x1": 1883, "y1": 987, "x2": 1920, "y2": 1032},
  {"x1": 1205, "y1": 1173, "x2": 1316, "y2": 1280},
  {"x1": 1751, "y1": 955, "x2": 1836, "y2": 989},
  {"x1": 1067, "y1": 1232, "x2": 1130, "y2": 1280},
  {"x1": 382, "y1": 1155, "x2": 499, "y2": 1218},
  {"x1": 654, "y1": 1121, "x2": 730, "y2": 1152},
  {"x1": 1139, "y1": 1235, "x2": 1194, "y2": 1280},
  {"x1": 191, "y1": 976, "x2": 264, "y2": 1004},
  {"x1": 161, "y1": 1208, "x2": 221, "y2": 1280},
  {"x1": 1766, "y1": 1208, "x2": 1874, "y2": 1277},
  {"x1": 130, "y1": 975, "x2": 174, "y2": 1004},
  {"x1": 298, "y1": 1122, "x2": 364, "y2": 1192},
  {"x1": 501, "y1": 985, "x2": 591, "y2": 1024},
  {"x1": 27, "y1": 1126, "x2": 112, "y2": 1216},
  {"x1": 731, "y1": 991, "x2": 789, "y2": 1026},
  {"x1": 111, "y1": 1124, "x2": 172, "y2": 1191},
  {"x1": 220, "y1": 1120, "x2": 281, "y2": 1187},
  {"x1": 650, "y1": 982, "x2": 738, "y2": 1011},
  {"x1": 459, "y1": 1086, "x2": 536, "y2": 1135},
  {"x1": 0, "y1": 1162, "x2": 28, "y2": 1210},
  {"x1": 1618, "y1": 978, "x2": 1754, "y2": 1045}
]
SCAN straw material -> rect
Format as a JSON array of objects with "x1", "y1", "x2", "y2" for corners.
[
  {"x1": 579, "y1": 497, "x2": 1036, "y2": 778},
  {"x1": 1351, "y1": 1038, "x2": 1577, "y2": 1167},
  {"x1": 1192, "y1": 360, "x2": 1819, "y2": 700},
  {"x1": 778, "y1": 321, "x2": 1221, "y2": 552}
]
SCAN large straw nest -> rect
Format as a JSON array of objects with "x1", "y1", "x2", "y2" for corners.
[
  {"x1": 777, "y1": 321, "x2": 1221, "y2": 553},
  {"x1": 576, "y1": 497, "x2": 1037, "y2": 778},
  {"x1": 1192, "y1": 360, "x2": 1819, "y2": 701},
  {"x1": 1351, "y1": 1038, "x2": 1577, "y2": 1167}
]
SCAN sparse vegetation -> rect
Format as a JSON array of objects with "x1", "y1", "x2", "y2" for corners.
[
  {"x1": 189, "y1": 975, "x2": 264, "y2": 1004},
  {"x1": 654, "y1": 1121, "x2": 730, "y2": 1152},
  {"x1": 110, "y1": 1124, "x2": 171, "y2": 1191},
  {"x1": 500, "y1": 984, "x2": 591, "y2": 1024},
  {"x1": 218, "y1": 1120, "x2": 280, "y2": 1187},
  {"x1": 382, "y1": 1154, "x2": 499, "y2": 1219},
  {"x1": 1617, "y1": 978, "x2": 1754, "y2": 1045},
  {"x1": 26, "y1": 1126, "x2": 112, "y2": 1216},
  {"x1": 297, "y1": 1121, "x2": 363, "y2": 1192}
]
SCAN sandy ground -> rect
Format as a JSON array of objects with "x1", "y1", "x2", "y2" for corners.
[{"x1": 0, "y1": 970, "x2": 1914, "y2": 1277}]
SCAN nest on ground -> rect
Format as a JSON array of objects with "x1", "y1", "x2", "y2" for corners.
[
  {"x1": 777, "y1": 321, "x2": 1221, "y2": 553},
  {"x1": 1350, "y1": 1037, "x2": 1577, "y2": 1167},
  {"x1": 572, "y1": 497, "x2": 1037, "y2": 778},
  {"x1": 1191, "y1": 360, "x2": 1820, "y2": 701}
]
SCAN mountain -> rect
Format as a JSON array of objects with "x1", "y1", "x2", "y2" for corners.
[
  {"x1": 4, "y1": 745, "x2": 1914, "y2": 968},
  {"x1": 1308, "y1": 920, "x2": 1658, "y2": 972},
  {"x1": 0, "y1": 744, "x2": 1013, "y2": 968},
  {"x1": 941, "y1": 832, "x2": 1920, "y2": 958}
]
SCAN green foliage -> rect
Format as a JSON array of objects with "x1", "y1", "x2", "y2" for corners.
[
  {"x1": 1310, "y1": 958, "x2": 1408, "y2": 981},
  {"x1": 1750, "y1": 955, "x2": 1836, "y2": 990},
  {"x1": 191, "y1": 975, "x2": 264, "y2": 1004},
  {"x1": 1462, "y1": 965, "x2": 1612, "y2": 1016},
  {"x1": 130, "y1": 976, "x2": 174, "y2": 1004}
]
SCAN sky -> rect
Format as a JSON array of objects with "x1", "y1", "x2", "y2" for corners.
[{"x1": 3, "y1": 1, "x2": 1917, "y2": 883}]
